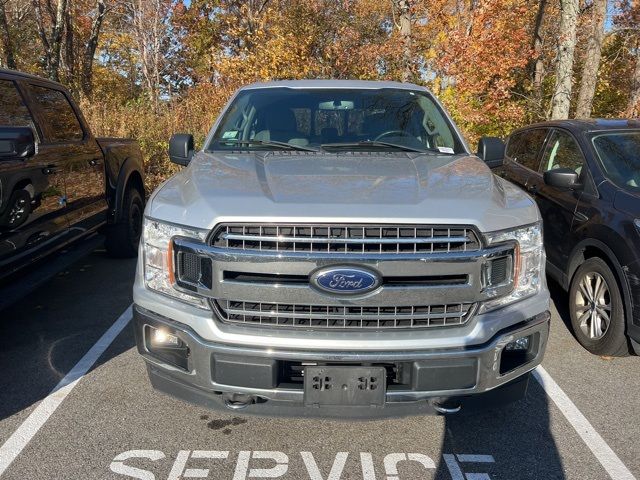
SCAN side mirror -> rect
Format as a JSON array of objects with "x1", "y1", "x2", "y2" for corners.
[
  {"x1": 477, "y1": 137, "x2": 505, "y2": 168},
  {"x1": 0, "y1": 127, "x2": 36, "y2": 160},
  {"x1": 543, "y1": 168, "x2": 581, "y2": 190},
  {"x1": 169, "y1": 133, "x2": 195, "y2": 166}
]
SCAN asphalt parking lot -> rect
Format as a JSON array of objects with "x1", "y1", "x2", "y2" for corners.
[{"x1": 0, "y1": 247, "x2": 638, "y2": 480}]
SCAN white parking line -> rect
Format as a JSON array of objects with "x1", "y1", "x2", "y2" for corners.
[
  {"x1": 0, "y1": 305, "x2": 132, "y2": 477},
  {"x1": 534, "y1": 366, "x2": 637, "y2": 480}
]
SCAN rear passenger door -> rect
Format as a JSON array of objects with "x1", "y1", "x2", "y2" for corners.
[
  {"x1": 24, "y1": 83, "x2": 107, "y2": 235},
  {"x1": 531, "y1": 128, "x2": 585, "y2": 271},
  {"x1": 0, "y1": 78, "x2": 69, "y2": 271},
  {"x1": 502, "y1": 128, "x2": 549, "y2": 192}
]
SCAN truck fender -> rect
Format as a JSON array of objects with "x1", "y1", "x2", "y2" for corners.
[
  {"x1": 112, "y1": 157, "x2": 145, "y2": 223},
  {"x1": 0, "y1": 174, "x2": 35, "y2": 213}
]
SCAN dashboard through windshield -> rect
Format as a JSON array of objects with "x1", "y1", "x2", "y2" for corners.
[{"x1": 207, "y1": 87, "x2": 465, "y2": 154}]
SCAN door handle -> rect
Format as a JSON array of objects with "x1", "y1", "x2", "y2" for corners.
[{"x1": 42, "y1": 165, "x2": 59, "y2": 175}]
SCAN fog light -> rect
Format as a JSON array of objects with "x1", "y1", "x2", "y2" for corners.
[
  {"x1": 144, "y1": 325, "x2": 189, "y2": 370},
  {"x1": 151, "y1": 328, "x2": 181, "y2": 348},
  {"x1": 500, "y1": 334, "x2": 537, "y2": 375},
  {"x1": 505, "y1": 336, "x2": 530, "y2": 351}
]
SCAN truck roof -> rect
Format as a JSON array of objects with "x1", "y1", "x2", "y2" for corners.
[
  {"x1": 0, "y1": 68, "x2": 68, "y2": 90},
  {"x1": 240, "y1": 79, "x2": 428, "y2": 91}
]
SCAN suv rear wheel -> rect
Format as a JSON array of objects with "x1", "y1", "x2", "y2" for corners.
[
  {"x1": 569, "y1": 257, "x2": 629, "y2": 356},
  {"x1": 105, "y1": 187, "x2": 143, "y2": 258}
]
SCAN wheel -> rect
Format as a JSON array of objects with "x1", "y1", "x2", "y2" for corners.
[
  {"x1": 0, "y1": 189, "x2": 32, "y2": 230},
  {"x1": 105, "y1": 187, "x2": 144, "y2": 258},
  {"x1": 568, "y1": 257, "x2": 629, "y2": 356}
]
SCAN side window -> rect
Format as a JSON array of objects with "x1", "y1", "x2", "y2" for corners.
[
  {"x1": 505, "y1": 129, "x2": 548, "y2": 171},
  {"x1": 0, "y1": 80, "x2": 34, "y2": 127},
  {"x1": 540, "y1": 130, "x2": 584, "y2": 174},
  {"x1": 26, "y1": 85, "x2": 84, "y2": 143}
]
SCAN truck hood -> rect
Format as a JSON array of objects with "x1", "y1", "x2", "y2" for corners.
[{"x1": 148, "y1": 151, "x2": 539, "y2": 233}]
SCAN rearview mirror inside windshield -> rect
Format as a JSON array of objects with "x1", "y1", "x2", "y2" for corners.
[{"x1": 318, "y1": 100, "x2": 354, "y2": 110}]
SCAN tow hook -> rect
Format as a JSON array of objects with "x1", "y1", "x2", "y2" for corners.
[
  {"x1": 433, "y1": 402, "x2": 462, "y2": 414},
  {"x1": 223, "y1": 393, "x2": 255, "y2": 410}
]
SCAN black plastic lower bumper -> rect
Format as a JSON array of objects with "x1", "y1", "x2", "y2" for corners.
[{"x1": 146, "y1": 362, "x2": 531, "y2": 419}]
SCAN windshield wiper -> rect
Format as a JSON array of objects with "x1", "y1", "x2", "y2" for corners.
[
  {"x1": 321, "y1": 141, "x2": 429, "y2": 153},
  {"x1": 214, "y1": 139, "x2": 318, "y2": 152}
]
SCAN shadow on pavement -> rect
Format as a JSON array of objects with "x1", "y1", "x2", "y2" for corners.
[
  {"x1": 435, "y1": 378, "x2": 565, "y2": 479},
  {"x1": 0, "y1": 249, "x2": 137, "y2": 423},
  {"x1": 433, "y1": 278, "x2": 567, "y2": 478}
]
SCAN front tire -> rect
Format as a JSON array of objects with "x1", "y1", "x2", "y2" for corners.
[
  {"x1": 0, "y1": 189, "x2": 32, "y2": 230},
  {"x1": 568, "y1": 257, "x2": 629, "y2": 356},
  {"x1": 105, "y1": 187, "x2": 144, "y2": 258}
]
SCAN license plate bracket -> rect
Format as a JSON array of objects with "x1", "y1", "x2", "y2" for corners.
[{"x1": 303, "y1": 366, "x2": 386, "y2": 407}]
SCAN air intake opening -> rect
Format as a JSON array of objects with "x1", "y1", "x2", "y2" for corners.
[
  {"x1": 174, "y1": 249, "x2": 213, "y2": 291},
  {"x1": 484, "y1": 254, "x2": 513, "y2": 289}
]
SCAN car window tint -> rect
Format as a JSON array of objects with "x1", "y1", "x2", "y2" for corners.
[
  {"x1": 26, "y1": 85, "x2": 83, "y2": 142},
  {"x1": 541, "y1": 130, "x2": 584, "y2": 174},
  {"x1": 505, "y1": 129, "x2": 547, "y2": 171},
  {"x1": 592, "y1": 132, "x2": 640, "y2": 191},
  {"x1": 0, "y1": 80, "x2": 34, "y2": 127}
]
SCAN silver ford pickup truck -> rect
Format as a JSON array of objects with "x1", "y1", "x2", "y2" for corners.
[{"x1": 133, "y1": 80, "x2": 550, "y2": 418}]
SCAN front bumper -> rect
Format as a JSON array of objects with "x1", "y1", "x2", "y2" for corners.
[{"x1": 134, "y1": 305, "x2": 550, "y2": 418}]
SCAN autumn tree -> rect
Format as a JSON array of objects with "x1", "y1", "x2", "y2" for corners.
[
  {"x1": 392, "y1": 0, "x2": 414, "y2": 82},
  {"x1": 575, "y1": 0, "x2": 607, "y2": 118},
  {"x1": 628, "y1": 48, "x2": 640, "y2": 116},
  {"x1": 0, "y1": 0, "x2": 16, "y2": 68},
  {"x1": 79, "y1": 0, "x2": 106, "y2": 97},
  {"x1": 32, "y1": 0, "x2": 68, "y2": 81},
  {"x1": 435, "y1": 0, "x2": 537, "y2": 139},
  {"x1": 619, "y1": 0, "x2": 640, "y2": 116},
  {"x1": 550, "y1": 0, "x2": 579, "y2": 119},
  {"x1": 123, "y1": 0, "x2": 173, "y2": 108},
  {"x1": 531, "y1": 0, "x2": 546, "y2": 99}
]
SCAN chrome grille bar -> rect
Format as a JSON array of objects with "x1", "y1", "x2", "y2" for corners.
[
  {"x1": 220, "y1": 233, "x2": 472, "y2": 244},
  {"x1": 211, "y1": 223, "x2": 481, "y2": 254},
  {"x1": 215, "y1": 300, "x2": 476, "y2": 329}
]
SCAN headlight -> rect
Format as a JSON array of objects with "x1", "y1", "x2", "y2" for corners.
[
  {"x1": 635, "y1": 219, "x2": 640, "y2": 232},
  {"x1": 480, "y1": 222, "x2": 545, "y2": 312},
  {"x1": 142, "y1": 217, "x2": 210, "y2": 309}
]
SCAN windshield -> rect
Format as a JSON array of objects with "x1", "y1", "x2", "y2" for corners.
[
  {"x1": 207, "y1": 87, "x2": 465, "y2": 153},
  {"x1": 591, "y1": 131, "x2": 640, "y2": 192}
]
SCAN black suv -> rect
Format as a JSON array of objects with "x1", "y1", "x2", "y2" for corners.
[
  {"x1": 0, "y1": 69, "x2": 144, "y2": 284},
  {"x1": 494, "y1": 119, "x2": 639, "y2": 356}
]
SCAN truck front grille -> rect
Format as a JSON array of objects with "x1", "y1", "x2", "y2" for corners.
[
  {"x1": 210, "y1": 223, "x2": 481, "y2": 254},
  {"x1": 214, "y1": 300, "x2": 476, "y2": 329}
]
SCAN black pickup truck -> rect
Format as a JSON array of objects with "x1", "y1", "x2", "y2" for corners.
[{"x1": 0, "y1": 69, "x2": 144, "y2": 282}]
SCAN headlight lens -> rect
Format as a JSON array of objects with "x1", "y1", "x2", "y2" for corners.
[
  {"x1": 480, "y1": 222, "x2": 545, "y2": 312},
  {"x1": 635, "y1": 219, "x2": 640, "y2": 232},
  {"x1": 142, "y1": 217, "x2": 209, "y2": 309}
]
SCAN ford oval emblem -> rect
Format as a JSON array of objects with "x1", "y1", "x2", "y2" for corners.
[{"x1": 311, "y1": 266, "x2": 381, "y2": 295}]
